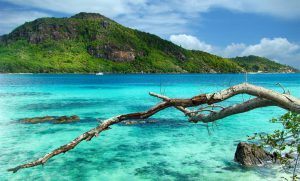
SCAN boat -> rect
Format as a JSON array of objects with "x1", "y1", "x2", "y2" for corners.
[{"x1": 96, "y1": 72, "x2": 104, "y2": 75}]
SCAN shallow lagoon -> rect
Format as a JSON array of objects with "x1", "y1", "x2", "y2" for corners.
[{"x1": 0, "y1": 73, "x2": 299, "y2": 180}]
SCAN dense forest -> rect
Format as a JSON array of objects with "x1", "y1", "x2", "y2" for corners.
[
  {"x1": 231, "y1": 55, "x2": 297, "y2": 73},
  {"x1": 0, "y1": 12, "x2": 297, "y2": 73}
]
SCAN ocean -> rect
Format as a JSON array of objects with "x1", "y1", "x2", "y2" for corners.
[{"x1": 0, "y1": 73, "x2": 299, "y2": 180}]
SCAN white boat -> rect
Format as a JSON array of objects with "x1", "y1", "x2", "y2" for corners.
[{"x1": 96, "y1": 72, "x2": 104, "y2": 75}]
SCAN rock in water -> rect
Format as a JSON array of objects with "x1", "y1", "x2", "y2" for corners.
[
  {"x1": 54, "y1": 115, "x2": 80, "y2": 123},
  {"x1": 20, "y1": 115, "x2": 80, "y2": 124},
  {"x1": 122, "y1": 119, "x2": 157, "y2": 125},
  {"x1": 234, "y1": 142, "x2": 274, "y2": 166}
]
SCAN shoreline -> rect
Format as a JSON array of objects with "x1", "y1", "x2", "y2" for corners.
[{"x1": 0, "y1": 72, "x2": 298, "y2": 75}]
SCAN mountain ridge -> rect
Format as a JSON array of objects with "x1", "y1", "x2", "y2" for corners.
[
  {"x1": 0, "y1": 12, "x2": 297, "y2": 73},
  {"x1": 231, "y1": 55, "x2": 297, "y2": 73}
]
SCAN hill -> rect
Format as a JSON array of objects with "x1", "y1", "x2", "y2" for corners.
[
  {"x1": 0, "y1": 12, "x2": 296, "y2": 73},
  {"x1": 231, "y1": 55, "x2": 297, "y2": 73}
]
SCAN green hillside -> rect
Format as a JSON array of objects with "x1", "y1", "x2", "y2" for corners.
[
  {"x1": 231, "y1": 55, "x2": 297, "y2": 73},
  {"x1": 0, "y1": 12, "x2": 296, "y2": 73}
]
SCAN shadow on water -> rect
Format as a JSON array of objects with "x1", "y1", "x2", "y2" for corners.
[
  {"x1": 220, "y1": 160, "x2": 283, "y2": 180},
  {"x1": 134, "y1": 161, "x2": 203, "y2": 180},
  {"x1": 15, "y1": 116, "x2": 100, "y2": 125},
  {"x1": 36, "y1": 127, "x2": 81, "y2": 135},
  {"x1": 19, "y1": 99, "x2": 110, "y2": 111},
  {"x1": 16, "y1": 117, "x2": 204, "y2": 131}
]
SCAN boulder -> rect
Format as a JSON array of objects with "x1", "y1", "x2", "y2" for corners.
[
  {"x1": 234, "y1": 142, "x2": 274, "y2": 166},
  {"x1": 101, "y1": 20, "x2": 110, "y2": 28}
]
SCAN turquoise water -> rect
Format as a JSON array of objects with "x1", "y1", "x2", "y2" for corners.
[{"x1": 0, "y1": 74, "x2": 299, "y2": 180}]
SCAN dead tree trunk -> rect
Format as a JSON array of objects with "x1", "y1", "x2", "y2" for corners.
[{"x1": 8, "y1": 83, "x2": 300, "y2": 173}]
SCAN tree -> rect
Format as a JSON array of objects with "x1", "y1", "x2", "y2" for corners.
[
  {"x1": 8, "y1": 83, "x2": 300, "y2": 173},
  {"x1": 252, "y1": 65, "x2": 260, "y2": 72},
  {"x1": 249, "y1": 112, "x2": 299, "y2": 180}
]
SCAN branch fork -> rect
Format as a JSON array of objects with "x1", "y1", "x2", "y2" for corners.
[{"x1": 8, "y1": 83, "x2": 300, "y2": 172}]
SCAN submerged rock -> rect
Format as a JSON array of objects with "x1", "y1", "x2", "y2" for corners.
[
  {"x1": 234, "y1": 142, "x2": 274, "y2": 166},
  {"x1": 122, "y1": 120, "x2": 157, "y2": 125},
  {"x1": 20, "y1": 115, "x2": 80, "y2": 124}
]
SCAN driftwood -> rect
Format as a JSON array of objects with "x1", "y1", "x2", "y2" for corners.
[{"x1": 8, "y1": 83, "x2": 300, "y2": 173}]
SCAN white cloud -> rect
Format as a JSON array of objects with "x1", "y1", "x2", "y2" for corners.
[
  {"x1": 170, "y1": 34, "x2": 213, "y2": 52},
  {"x1": 239, "y1": 38, "x2": 300, "y2": 68},
  {"x1": 3, "y1": 0, "x2": 146, "y2": 17},
  {"x1": 222, "y1": 43, "x2": 247, "y2": 57},
  {"x1": 220, "y1": 38, "x2": 300, "y2": 68},
  {"x1": 4, "y1": 0, "x2": 300, "y2": 19},
  {"x1": 118, "y1": 13, "x2": 188, "y2": 37},
  {"x1": 1, "y1": 0, "x2": 190, "y2": 37},
  {"x1": 241, "y1": 38, "x2": 299, "y2": 57},
  {"x1": 170, "y1": 35, "x2": 300, "y2": 69},
  {"x1": 1, "y1": 0, "x2": 300, "y2": 36}
]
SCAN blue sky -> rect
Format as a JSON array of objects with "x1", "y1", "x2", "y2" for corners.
[{"x1": 0, "y1": 0, "x2": 299, "y2": 68}]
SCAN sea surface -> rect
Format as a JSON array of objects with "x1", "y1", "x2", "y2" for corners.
[{"x1": 0, "y1": 73, "x2": 299, "y2": 181}]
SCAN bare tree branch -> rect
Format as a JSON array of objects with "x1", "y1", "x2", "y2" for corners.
[
  {"x1": 8, "y1": 83, "x2": 300, "y2": 173},
  {"x1": 189, "y1": 98, "x2": 276, "y2": 123},
  {"x1": 149, "y1": 92, "x2": 193, "y2": 116}
]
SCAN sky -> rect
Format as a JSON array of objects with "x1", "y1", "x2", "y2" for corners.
[{"x1": 0, "y1": 0, "x2": 300, "y2": 68}]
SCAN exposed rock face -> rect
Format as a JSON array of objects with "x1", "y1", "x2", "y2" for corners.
[
  {"x1": 234, "y1": 142, "x2": 274, "y2": 166},
  {"x1": 178, "y1": 52, "x2": 186, "y2": 61},
  {"x1": 173, "y1": 51, "x2": 187, "y2": 61},
  {"x1": 109, "y1": 50, "x2": 135, "y2": 61},
  {"x1": 20, "y1": 115, "x2": 80, "y2": 124},
  {"x1": 9, "y1": 20, "x2": 79, "y2": 43},
  {"x1": 87, "y1": 44, "x2": 136, "y2": 61},
  {"x1": 164, "y1": 49, "x2": 187, "y2": 61},
  {"x1": 101, "y1": 21, "x2": 110, "y2": 28},
  {"x1": 0, "y1": 35, "x2": 5, "y2": 43}
]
